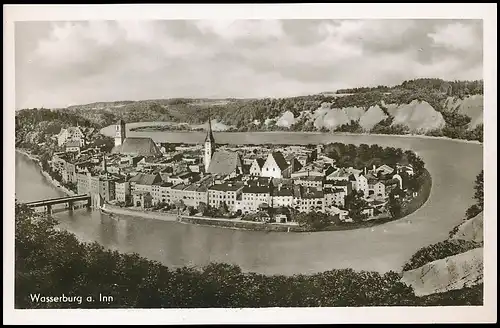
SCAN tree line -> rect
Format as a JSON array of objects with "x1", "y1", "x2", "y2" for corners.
[{"x1": 15, "y1": 202, "x2": 483, "y2": 308}]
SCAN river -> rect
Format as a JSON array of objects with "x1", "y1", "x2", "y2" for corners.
[{"x1": 15, "y1": 131, "x2": 483, "y2": 275}]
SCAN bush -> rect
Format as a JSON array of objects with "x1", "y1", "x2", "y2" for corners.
[
  {"x1": 417, "y1": 284, "x2": 483, "y2": 306},
  {"x1": 402, "y1": 240, "x2": 482, "y2": 272}
]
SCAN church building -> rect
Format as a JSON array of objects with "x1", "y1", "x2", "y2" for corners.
[{"x1": 111, "y1": 120, "x2": 162, "y2": 157}]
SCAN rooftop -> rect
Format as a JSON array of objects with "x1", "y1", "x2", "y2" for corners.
[
  {"x1": 207, "y1": 150, "x2": 243, "y2": 175},
  {"x1": 111, "y1": 137, "x2": 162, "y2": 157},
  {"x1": 209, "y1": 183, "x2": 243, "y2": 192}
]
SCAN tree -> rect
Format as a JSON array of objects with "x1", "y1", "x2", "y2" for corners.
[
  {"x1": 218, "y1": 202, "x2": 229, "y2": 216},
  {"x1": 187, "y1": 206, "x2": 196, "y2": 216},
  {"x1": 344, "y1": 190, "x2": 368, "y2": 222},
  {"x1": 473, "y1": 170, "x2": 484, "y2": 210},
  {"x1": 388, "y1": 188, "x2": 404, "y2": 219},
  {"x1": 197, "y1": 202, "x2": 208, "y2": 216},
  {"x1": 295, "y1": 211, "x2": 333, "y2": 230}
]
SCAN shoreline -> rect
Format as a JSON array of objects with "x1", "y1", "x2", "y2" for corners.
[
  {"x1": 16, "y1": 149, "x2": 75, "y2": 197},
  {"x1": 101, "y1": 125, "x2": 483, "y2": 146},
  {"x1": 17, "y1": 147, "x2": 432, "y2": 234},
  {"x1": 102, "y1": 205, "x2": 178, "y2": 222}
]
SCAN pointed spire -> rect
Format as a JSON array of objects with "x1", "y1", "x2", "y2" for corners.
[{"x1": 205, "y1": 109, "x2": 215, "y2": 143}]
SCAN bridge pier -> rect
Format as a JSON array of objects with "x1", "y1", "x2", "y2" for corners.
[
  {"x1": 87, "y1": 197, "x2": 91, "y2": 208},
  {"x1": 46, "y1": 205, "x2": 52, "y2": 215},
  {"x1": 68, "y1": 200, "x2": 74, "y2": 211}
]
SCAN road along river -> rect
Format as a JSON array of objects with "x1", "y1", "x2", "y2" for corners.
[{"x1": 16, "y1": 129, "x2": 482, "y2": 275}]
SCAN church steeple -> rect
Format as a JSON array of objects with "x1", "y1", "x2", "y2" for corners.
[
  {"x1": 204, "y1": 111, "x2": 216, "y2": 172},
  {"x1": 205, "y1": 112, "x2": 215, "y2": 143}
]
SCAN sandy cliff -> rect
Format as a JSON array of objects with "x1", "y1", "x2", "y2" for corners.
[
  {"x1": 388, "y1": 100, "x2": 446, "y2": 132},
  {"x1": 444, "y1": 95, "x2": 484, "y2": 129},
  {"x1": 401, "y1": 247, "x2": 483, "y2": 297},
  {"x1": 450, "y1": 212, "x2": 484, "y2": 243}
]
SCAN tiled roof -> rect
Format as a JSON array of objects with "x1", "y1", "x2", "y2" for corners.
[
  {"x1": 255, "y1": 158, "x2": 265, "y2": 169},
  {"x1": 111, "y1": 137, "x2": 161, "y2": 157},
  {"x1": 207, "y1": 150, "x2": 242, "y2": 175},
  {"x1": 209, "y1": 183, "x2": 243, "y2": 192},
  {"x1": 65, "y1": 140, "x2": 81, "y2": 148},
  {"x1": 298, "y1": 175, "x2": 324, "y2": 182},
  {"x1": 271, "y1": 151, "x2": 289, "y2": 171},
  {"x1": 242, "y1": 186, "x2": 270, "y2": 194},
  {"x1": 288, "y1": 157, "x2": 303, "y2": 172},
  {"x1": 274, "y1": 188, "x2": 293, "y2": 197},
  {"x1": 129, "y1": 173, "x2": 162, "y2": 185},
  {"x1": 329, "y1": 168, "x2": 350, "y2": 178}
]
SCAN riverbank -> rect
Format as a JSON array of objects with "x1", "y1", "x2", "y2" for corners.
[
  {"x1": 102, "y1": 123, "x2": 483, "y2": 146},
  {"x1": 102, "y1": 167, "x2": 431, "y2": 233},
  {"x1": 102, "y1": 204, "x2": 178, "y2": 222},
  {"x1": 178, "y1": 216, "x2": 307, "y2": 232},
  {"x1": 15, "y1": 149, "x2": 75, "y2": 197}
]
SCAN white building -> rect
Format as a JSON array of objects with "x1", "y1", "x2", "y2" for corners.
[{"x1": 261, "y1": 151, "x2": 289, "y2": 179}]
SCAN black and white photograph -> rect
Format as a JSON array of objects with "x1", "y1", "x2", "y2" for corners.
[{"x1": 4, "y1": 4, "x2": 497, "y2": 325}]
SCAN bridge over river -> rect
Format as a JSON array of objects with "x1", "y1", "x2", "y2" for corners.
[{"x1": 25, "y1": 194, "x2": 91, "y2": 214}]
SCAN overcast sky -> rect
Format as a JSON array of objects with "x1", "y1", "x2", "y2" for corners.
[{"x1": 15, "y1": 19, "x2": 483, "y2": 109}]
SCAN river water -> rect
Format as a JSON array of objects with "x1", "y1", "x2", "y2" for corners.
[{"x1": 15, "y1": 131, "x2": 483, "y2": 275}]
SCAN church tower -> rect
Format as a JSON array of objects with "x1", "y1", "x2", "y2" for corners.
[
  {"x1": 115, "y1": 119, "x2": 126, "y2": 147},
  {"x1": 204, "y1": 115, "x2": 216, "y2": 172}
]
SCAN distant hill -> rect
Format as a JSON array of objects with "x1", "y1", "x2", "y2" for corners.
[{"x1": 16, "y1": 78, "x2": 484, "y2": 142}]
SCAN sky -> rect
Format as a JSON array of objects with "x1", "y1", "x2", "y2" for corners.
[{"x1": 15, "y1": 19, "x2": 483, "y2": 109}]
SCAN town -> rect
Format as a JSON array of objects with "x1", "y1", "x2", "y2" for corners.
[{"x1": 47, "y1": 118, "x2": 417, "y2": 225}]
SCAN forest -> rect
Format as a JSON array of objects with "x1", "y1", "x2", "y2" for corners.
[{"x1": 15, "y1": 78, "x2": 484, "y2": 144}]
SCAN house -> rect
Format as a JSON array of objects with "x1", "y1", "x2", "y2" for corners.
[
  {"x1": 326, "y1": 206, "x2": 349, "y2": 221},
  {"x1": 397, "y1": 164, "x2": 414, "y2": 176},
  {"x1": 115, "y1": 178, "x2": 131, "y2": 204},
  {"x1": 369, "y1": 181, "x2": 386, "y2": 199},
  {"x1": 129, "y1": 173, "x2": 163, "y2": 200},
  {"x1": 132, "y1": 191, "x2": 153, "y2": 209},
  {"x1": 65, "y1": 140, "x2": 81, "y2": 153},
  {"x1": 294, "y1": 175, "x2": 324, "y2": 190},
  {"x1": 58, "y1": 126, "x2": 85, "y2": 147},
  {"x1": 375, "y1": 164, "x2": 395, "y2": 176},
  {"x1": 271, "y1": 186, "x2": 294, "y2": 208},
  {"x1": 261, "y1": 151, "x2": 289, "y2": 179},
  {"x1": 208, "y1": 182, "x2": 244, "y2": 212},
  {"x1": 323, "y1": 187, "x2": 347, "y2": 207},
  {"x1": 249, "y1": 158, "x2": 266, "y2": 176},
  {"x1": 351, "y1": 174, "x2": 369, "y2": 197},
  {"x1": 76, "y1": 171, "x2": 118, "y2": 203},
  {"x1": 298, "y1": 187, "x2": 324, "y2": 213},
  {"x1": 239, "y1": 186, "x2": 271, "y2": 213},
  {"x1": 326, "y1": 167, "x2": 350, "y2": 181}
]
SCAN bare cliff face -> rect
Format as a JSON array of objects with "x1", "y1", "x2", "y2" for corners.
[
  {"x1": 401, "y1": 247, "x2": 483, "y2": 297},
  {"x1": 271, "y1": 95, "x2": 482, "y2": 135},
  {"x1": 387, "y1": 100, "x2": 446, "y2": 133},
  {"x1": 359, "y1": 105, "x2": 388, "y2": 131},
  {"x1": 450, "y1": 212, "x2": 484, "y2": 243},
  {"x1": 276, "y1": 110, "x2": 297, "y2": 128},
  {"x1": 401, "y1": 211, "x2": 484, "y2": 297},
  {"x1": 444, "y1": 95, "x2": 484, "y2": 130}
]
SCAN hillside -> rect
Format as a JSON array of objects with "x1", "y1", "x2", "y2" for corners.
[
  {"x1": 450, "y1": 212, "x2": 484, "y2": 243},
  {"x1": 16, "y1": 78, "x2": 484, "y2": 142},
  {"x1": 401, "y1": 247, "x2": 483, "y2": 297}
]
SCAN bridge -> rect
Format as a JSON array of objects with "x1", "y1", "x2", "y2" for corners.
[{"x1": 25, "y1": 194, "x2": 91, "y2": 214}]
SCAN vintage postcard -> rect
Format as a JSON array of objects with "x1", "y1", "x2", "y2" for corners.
[{"x1": 4, "y1": 3, "x2": 497, "y2": 325}]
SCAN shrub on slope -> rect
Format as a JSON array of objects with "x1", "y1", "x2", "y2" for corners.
[{"x1": 402, "y1": 240, "x2": 482, "y2": 272}]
